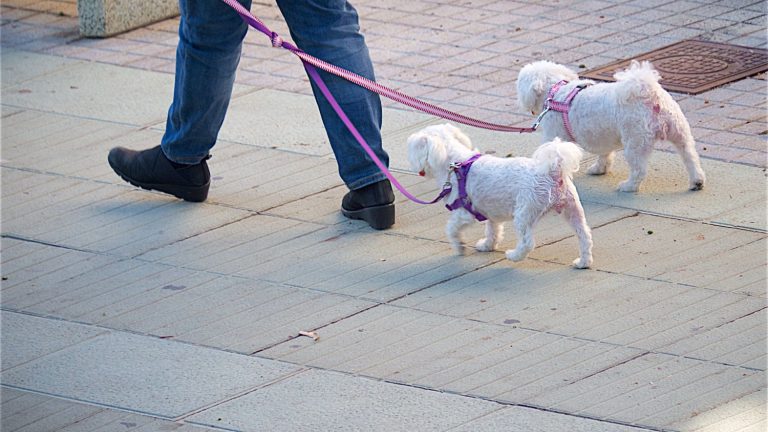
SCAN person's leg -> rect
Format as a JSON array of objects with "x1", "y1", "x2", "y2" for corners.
[
  {"x1": 161, "y1": 0, "x2": 252, "y2": 163},
  {"x1": 277, "y1": 0, "x2": 394, "y2": 229},
  {"x1": 107, "y1": 0, "x2": 251, "y2": 202},
  {"x1": 276, "y1": 0, "x2": 387, "y2": 188}
]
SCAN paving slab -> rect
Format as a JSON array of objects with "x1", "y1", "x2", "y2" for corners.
[
  {"x1": 668, "y1": 388, "x2": 767, "y2": 432},
  {"x1": 137, "y1": 214, "x2": 500, "y2": 302},
  {"x1": 0, "y1": 108, "x2": 159, "y2": 182},
  {"x1": 153, "y1": 282, "x2": 376, "y2": 354},
  {"x1": 1, "y1": 312, "x2": 107, "y2": 372},
  {"x1": 530, "y1": 213, "x2": 766, "y2": 285},
  {"x1": 202, "y1": 141, "x2": 345, "y2": 212},
  {"x1": 391, "y1": 259, "x2": 766, "y2": 357},
  {"x1": 1, "y1": 48, "x2": 82, "y2": 87},
  {"x1": 1, "y1": 238, "x2": 378, "y2": 354},
  {"x1": 450, "y1": 406, "x2": 649, "y2": 432},
  {"x1": 261, "y1": 305, "x2": 644, "y2": 404},
  {"x1": 660, "y1": 309, "x2": 767, "y2": 370},
  {"x1": 0, "y1": 108, "x2": 348, "y2": 213},
  {"x1": 529, "y1": 353, "x2": 764, "y2": 431},
  {"x1": 187, "y1": 369, "x2": 502, "y2": 432},
  {"x1": 1, "y1": 311, "x2": 300, "y2": 418},
  {"x1": 0, "y1": 387, "x2": 211, "y2": 432},
  {"x1": 1, "y1": 168, "x2": 253, "y2": 257},
  {"x1": 1, "y1": 52, "x2": 173, "y2": 127},
  {"x1": 571, "y1": 154, "x2": 767, "y2": 231},
  {"x1": 0, "y1": 50, "x2": 252, "y2": 127}
]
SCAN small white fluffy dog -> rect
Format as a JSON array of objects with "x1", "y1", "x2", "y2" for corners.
[
  {"x1": 516, "y1": 60, "x2": 706, "y2": 192},
  {"x1": 408, "y1": 124, "x2": 593, "y2": 269}
]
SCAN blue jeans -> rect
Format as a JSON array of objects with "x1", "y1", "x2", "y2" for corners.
[{"x1": 161, "y1": 0, "x2": 388, "y2": 190}]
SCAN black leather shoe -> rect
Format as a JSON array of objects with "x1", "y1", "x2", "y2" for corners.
[
  {"x1": 108, "y1": 145, "x2": 210, "y2": 202},
  {"x1": 341, "y1": 179, "x2": 395, "y2": 230}
]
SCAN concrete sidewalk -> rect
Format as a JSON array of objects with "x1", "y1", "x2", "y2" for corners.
[{"x1": 1, "y1": 1, "x2": 767, "y2": 431}]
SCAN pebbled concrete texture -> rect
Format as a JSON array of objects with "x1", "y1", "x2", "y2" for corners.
[
  {"x1": 1, "y1": 2, "x2": 767, "y2": 431},
  {"x1": 77, "y1": 0, "x2": 178, "y2": 38},
  {"x1": 572, "y1": 154, "x2": 768, "y2": 231},
  {"x1": 187, "y1": 369, "x2": 501, "y2": 432},
  {"x1": 1, "y1": 311, "x2": 300, "y2": 418}
]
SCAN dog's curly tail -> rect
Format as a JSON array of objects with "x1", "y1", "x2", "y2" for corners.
[
  {"x1": 532, "y1": 138, "x2": 584, "y2": 178},
  {"x1": 613, "y1": 60, "x2": 663, "y2": 103},
  {"x1": 613, "y1": 60, "x2": 661, "y2": 83}
]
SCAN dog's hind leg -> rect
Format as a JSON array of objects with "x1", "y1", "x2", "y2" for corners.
[
  {"x1": 618, "y1": 136, "x2": 654, "y2": 192},
  {"x1": 587, "y1": 151, "x2": 615, "y2": 175},
  {"x1": 561, "y1": 185, "x2": 593, "y2": 269},
  {"x1": 475, "y1": 220, "x2": 504, "y2": 252},
  {"x1": 667, "y1": 121, "x2": 706, "y2": 190},
  {"x1": 505, "y1": 208, "x2": 540, "y2": 262}
]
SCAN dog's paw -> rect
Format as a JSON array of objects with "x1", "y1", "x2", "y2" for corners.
[
  {"x1": 451, "y1": 242, "x2": 467, "y2": 255},
  {"x1": 572, "y1": 256, "x2": 592, "y2": 269},
  {"x1": 475, "y1": 238, "x2": 495, "y2": 252},
  {"x1": 617, "y1": 180, "x2": 639, "y2": 193},
  {"x1": 689, "y1": 179, "x2": 704, "y2": 191},
  {"x1": 505, "y1": 249, "x2": 527, "y2": 262},
  {"x1": 587, "y1": 162, "x2": 607, "y2": 176}
]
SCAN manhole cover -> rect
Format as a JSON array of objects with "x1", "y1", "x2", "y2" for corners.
[{"x1": 582, "y1": 40, "x2": 768, "y2": 94}]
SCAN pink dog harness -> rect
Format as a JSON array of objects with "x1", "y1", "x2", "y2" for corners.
[
  {"x1": 445, "y1": 154, "x2": 487, "y2": 222},
  {"x1": 543, "y1": 80, "x2": 590, "y2": 142}
]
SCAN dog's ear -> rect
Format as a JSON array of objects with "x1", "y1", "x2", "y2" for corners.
[
  {"x1": 517, "y1": 64, "x2": 546, "y2": 114},
  {"x1": 447, "y1": 124, "x2": 474, "y2": 150},
  {"x1": 426, "y1": 136, "x2": 447, "y2": 172},
  {"x1": 517, "y1": 61, "x2": 579, "y2": 114},
  {"x1": 407, "y1": 134, "x2": 430, "y2": 175}
]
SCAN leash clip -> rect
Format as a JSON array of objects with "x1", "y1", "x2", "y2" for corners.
[{"x1": 532, "y1": 107, "x2": 550, "y2": 130}]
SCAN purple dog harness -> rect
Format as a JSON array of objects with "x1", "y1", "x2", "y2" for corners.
[
  {"x1": 542, "y1": 80, "x2": 590, "y2": 142},
  {"x1": 445, "y1": 154, "x2": 487, "y2": 222}
]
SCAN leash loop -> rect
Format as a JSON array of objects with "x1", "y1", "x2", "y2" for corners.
[{"x1": 270, "y1": 32, "x2": 283, "y2": 48}]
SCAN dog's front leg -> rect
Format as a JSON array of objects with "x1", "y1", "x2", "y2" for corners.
[
  {"x1": 475, "y1": 220, "x2": 503, "y2": 252},
  {"x1": 446, "y1": 211, "x2": 472, "y2": 255},
  {"x1": 587, "y1": 152, "x2": 615, "y2": 175},
  {"x1": 561, "y1": 185, "x2": 593, "y2": 269}
]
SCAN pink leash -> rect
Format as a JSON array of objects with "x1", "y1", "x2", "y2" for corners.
[{"x1": 218, "y1": 0, "x2": 537, "y2": 205}]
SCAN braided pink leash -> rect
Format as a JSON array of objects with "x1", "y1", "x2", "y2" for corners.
[{"x1": 218, "y1": 0, "x2": 537, "y2": 205}]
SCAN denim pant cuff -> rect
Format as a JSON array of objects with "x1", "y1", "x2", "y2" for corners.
[
  {"x1": 346, "y1": 170, "x2": 388, "y2": 190},
  {"x1": 161, "y1": 145, "x2": 209, "y2": 165}
]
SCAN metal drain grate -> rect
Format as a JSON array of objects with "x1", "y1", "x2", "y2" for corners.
[{"x1": 582, "y1": 40, "x2": 768, "y2": 94}]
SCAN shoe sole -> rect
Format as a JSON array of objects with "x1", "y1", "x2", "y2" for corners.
[
  {"x1": 341, "y1": 203, "x2": 395, "y2": 230},
  {"x1": 109, "y1": 160, "x2": 209, "y2": 203}
]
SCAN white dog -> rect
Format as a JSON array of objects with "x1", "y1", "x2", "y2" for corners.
[
  {"x1": 407, "y1": 124, "x2": 593, "y2": 269},
  {"x1": 516, "y1": 60, "x2": 706, "y2": 192}
]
